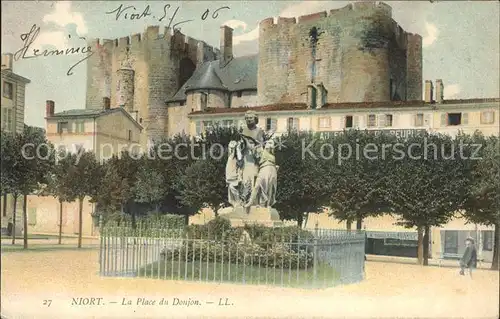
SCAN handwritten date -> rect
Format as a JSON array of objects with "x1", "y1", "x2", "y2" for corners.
[{"x1": 106, "y1": 4, "x2": 230, "y2": 31}]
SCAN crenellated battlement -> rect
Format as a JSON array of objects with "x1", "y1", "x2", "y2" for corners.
[
  {"x1": 87, "y1": 25, "x2": 219, "y2": 61},
  {"x1": 259, "y1": 1, "x2": 393, "y2": 28}
]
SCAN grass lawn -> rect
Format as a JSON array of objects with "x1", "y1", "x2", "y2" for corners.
[{"x1": 137, "y1": 260, "x2": 340, "y2": 288}]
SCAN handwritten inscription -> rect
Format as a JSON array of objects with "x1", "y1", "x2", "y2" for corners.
[
  {"x1": 105, "y1": 4, "x2": 230, "y2": 32},
  {"x1": 14, "y1": 24, "x2": 93, "y2": 76}
]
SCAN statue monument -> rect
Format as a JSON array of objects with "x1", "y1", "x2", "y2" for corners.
[{"x1": 219, "y1": 111, "x2": 282, "y2": 227}]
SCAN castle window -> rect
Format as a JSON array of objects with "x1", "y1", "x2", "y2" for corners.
[
  {"x1": 128, "y1": 130, "x2": 132, "y2": 141},
  {"x1": 195, "y1": 121, "x2": 202, "y2": 136},
  {"x1": 202, "y1": 120, "x2": 213, "y2": 131},
  {"x1": 3, "y1": 81, "x2": 13, "y2": 99},
  {"x1": 345, "y1": 116, "x2": 353, "y2": 128},
  {"x1": 266, "y1": 118, "x2": 277, "y2": 131},
  {"x1": 414, "y1": 113, "x2": 424, "y2": 127},
  {"x1": 446, "y1": 113, "x2": 462, "y2": 126},
  {"x1": 1, "y1": 108, "x2": 14, "y2": 132},
  {"x1": 75, "y1": 121, "x2": 85, "y2": 133},
  {"x1": 480, "y1": 111, "x2": 495, "y2": 124},
  {"x1": 57, "y1": 121, "x2": 70, "y2": 134},
  {"x1": 482, "y1": 231, "x2": 493, "y2": 251},
  {"x1": 367, "y1": 114, "x2": 377, "y2": 127},
  {"x1": 236, "y1": 91, "x2": 242, "y2": 98},
  {"x1": 223, "y1": 120, "x2": 234, "y2": 128},
  {"x1": 384, "y1": 114, "x2": 393, "y2": 127},
  {"x1": 287, "y1": 117, "x2": 299, "y2": 131},
  {"x1": 318, "y1": 117, "x2": 331, "y2": 129},
  {"x1": 180, "y1": 101, "x2": 185, "y2": 106},
  {"x1": 200, "y1": 93, "x2": 208, "y2": 110}
]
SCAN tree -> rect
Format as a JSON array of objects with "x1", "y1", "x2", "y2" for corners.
[
  {"x1": 133, "y1": 159, "x2": 167, "y2": 213},
  {"x1": 1, "y1": 127, "x2": 52, "y2": 248},
  {"x1": 382, "y1": 132, "x2": 470, "y2": 265},
  {"x1": 94, "y1": 151, "x2": 141, "y2": 227},
  {"x1": 175, "y1": 126, "x2": 239, "y2": 217},
  {"x1": 327, "y1": 130, "x2": 394, "y2": 230},
  {"x1": 0, "y1": 130, "x2": 18, "y2": 244},
  {"x1": 63, "y1": 151, "x2": 102, "y2": 248},
  {"x1": 275, "y1": 130, "x2": 330, "y2": 227},
  {"x1": 45, "y1": 147, "x2": 73, "y2": 244},
  {"x1": 17, "y1": 126, "x2": 53, "y2": 249},
  {"x1": 177, "y1": 157, "x2": 227, "y2": 215},
  {"x1": 460, "y1": 134, "x2": 500, "y2": 270}
]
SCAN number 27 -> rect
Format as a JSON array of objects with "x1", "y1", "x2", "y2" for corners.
[{"x1": 43, "y1": 300, "x2": 52, "y2": 307}]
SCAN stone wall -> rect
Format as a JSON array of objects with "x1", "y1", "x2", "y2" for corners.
[
  {"x1": 85, "y1": 27, "x2": 219, "y2": 146},
  {"x1": 257, "y1": 2, "x2": 422, "y2": 105}
]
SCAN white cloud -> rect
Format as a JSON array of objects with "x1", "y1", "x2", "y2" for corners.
[
  {"x1": 230, "y1": 1, "x2": 347, "y2": 47},
  {"x1": 443, "y1": 84, "x2": 461, "y2": 99},
  {"x1": 42, "y1": 1, "x2": 88, "y2": 35},
  {"x1": 279, "y1": 0, "x2": 341, "y2": 18},
  {"x1": 31, "y1": 30, "x2": 68, "y2": 50},
  {"x1": 422, "y1": 22, "x2": 438, "y2": 47},
  {"x1": 223, "y1": 19, "x2": 259, "y2": 46},
  {"x1": 223, "y1": 20, "x2": 248, "y2": 32},
  {"x1": 31, "y1": 1, "x2": 87, "y2": 50}
]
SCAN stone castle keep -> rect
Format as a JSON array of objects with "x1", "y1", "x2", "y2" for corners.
[{"x1": 85, "y1": 2, "x2": 422, "y2": 144}]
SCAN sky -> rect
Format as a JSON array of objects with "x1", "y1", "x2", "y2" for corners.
[{"x1": 1, "y1": 1, "x2": 499, "y2": 128}]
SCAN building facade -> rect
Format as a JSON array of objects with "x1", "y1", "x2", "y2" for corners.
[
  {"x1": 1, "y1": 53, "x2": 30, "y2": 133},
  {"x1": 45, "y1": 99, "x2": 143, "y2": 162}
]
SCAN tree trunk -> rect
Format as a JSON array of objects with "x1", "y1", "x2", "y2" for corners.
[
  {"x1": 356, "y1": 215, "x2": 363, "y2": 230},
  {"x1": 346, "y1": 220, "x2": 352, "y2": 231},
  {"x1": 23, "y1": 194, "x2": 28, "y2": 249},
  {"x1": 492, "y1": 222, "x2": 499, "y2": 271},
  {"x1": 77, "y1": 198, "x2": 83, "y2": 248},
  {"x1": 417, "y1": 226, "x2": 424, "y2": 265},
  {"x1": 58, "y1": 200, "x2": 63, "y2": 245},
  {"x1": 296, "y1": 212, "x2": 304, "y2": 228},
  {"x1": 423, "y1": 225, "x2": 430, "y2": 266},
  {"x1": 2, "y1": 194, "x2": 7, "y2": 218},
  {"x1": 303, "y1": 212, "x2": 309, "y2": 229},
  {"x1": 11, "y1": 194, "x2": 18, "y2": 245}
]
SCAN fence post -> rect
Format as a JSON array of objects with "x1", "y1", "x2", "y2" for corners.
[
  {"x1": 99, "y1": 216, "x2": 103, "y2": 275},
  {"x1": 313, "y1": 221, "x2": 319, "y2": 286}
]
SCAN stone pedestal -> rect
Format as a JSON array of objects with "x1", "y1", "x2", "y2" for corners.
[{"x1": 218, "y1": 206, "x2": 283, "y2": 227}]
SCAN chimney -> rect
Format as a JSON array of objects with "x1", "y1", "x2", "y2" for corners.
[
  {"x1": 316, "y1": 83, "x2": 328, "y2": 109},
  {"x1": 424, "y1": 80, "x2": 433, "y2": 103},
  {"x1": 435, "y1": 79, "x2": 444, "y2": 103},
  {"x1": 307, "y1": 84, "x2": 317, "y2": 109},
  {"x1": 46, "y1": 100, "x2": 55, "y2": 117},
  {"x1": 196, "y1": 41, "x2": 206, "y2": 66},
  {"x1": 1, "y1": 53, "x2": 13, "y2": 71},
  {"x1": 103, "y1": 97, "x2": 111, "y2": 110},
  {"x1": 220, "y1": 26, "x2": 233, "y2": 65}
]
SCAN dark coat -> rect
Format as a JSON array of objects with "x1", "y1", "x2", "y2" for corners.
[{"x1": 461, "y1": 246, "x2": 478, "y2": 268}]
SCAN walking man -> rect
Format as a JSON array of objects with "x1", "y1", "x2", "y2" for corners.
[{"x1": 459, "y1": 236, "x2": 477, "y2": 278}]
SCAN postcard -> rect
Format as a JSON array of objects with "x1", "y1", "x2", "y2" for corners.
[{"x1": 1, "y1": 1, "x2": 499, "y2": 318}]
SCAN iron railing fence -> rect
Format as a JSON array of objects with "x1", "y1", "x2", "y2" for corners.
[{"x1": 99, "y1": 223, "x2": 365, "y2": 288}]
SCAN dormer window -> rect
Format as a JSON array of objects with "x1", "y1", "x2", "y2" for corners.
[{"x1": 200, "y1": 92, "x2": 208, "y2": 109}]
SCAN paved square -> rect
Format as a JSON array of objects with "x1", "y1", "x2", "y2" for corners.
[{"x1": 1, "y1": 245, "x2": 498, "y2": 318}]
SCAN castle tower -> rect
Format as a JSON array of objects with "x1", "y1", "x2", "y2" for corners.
[
  {"x1": 85, "y1": 26, "x2": 219, "y2": 146},
  {"x1": 116, "y1": 50, "x2": 135, "y2": 113},
  {"x1": 257, "y1": 2, "x2": 422, "y2": 105}
]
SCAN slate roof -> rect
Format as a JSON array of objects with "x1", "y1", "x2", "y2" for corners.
[
  {"x1": 188, "y1": 98, "x2": 500, "y2": 116},
  {"x1": 46, "y1": 108, "x2": 143, "y2": 129},
  {"x1": 1, "y1": 69, "x2": 31, "y2": 84},
  {"x1": 168, "y1": 55, "x2": 258, "y2": 102}
]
